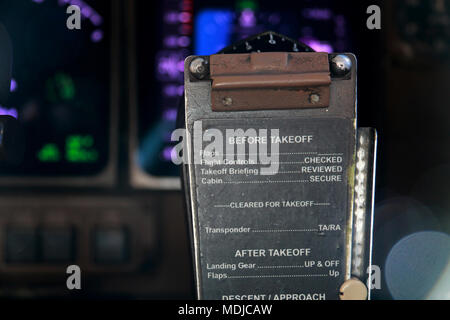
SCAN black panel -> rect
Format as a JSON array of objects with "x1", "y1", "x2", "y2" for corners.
[
  {"x1": 194, "y1": 118, "x2": 353, "y2": 299},
  {"x1": 0, "y1": 0, "x2": 112, "y2": 176}
]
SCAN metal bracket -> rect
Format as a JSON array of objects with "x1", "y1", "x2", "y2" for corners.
[{"x1": 210, "y1": 52, "x2": 331, "y2": 111}]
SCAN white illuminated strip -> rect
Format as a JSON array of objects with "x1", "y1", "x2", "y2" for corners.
[{"x1": 352, "y1": 134, "x2": 368, "y2": 277}]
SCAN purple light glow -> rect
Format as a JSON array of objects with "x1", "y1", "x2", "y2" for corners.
[
  {"x1": 335, "y1": 15, "x2": 347, "y2": 38},
  {"x1": 178, "y1": 36, "x2": 190, "y2": 47},
  {"x1": 300, "y1": 38, "x2": 333, "y2": 53},
  {"x1": 163, "y1": 108, "x2": 178, "y2": 121},
  {"x1": 303, "y1": 8, "x2": 332, "y2": 21},
  {"x1": 90, "y1": 14, "x2": 103, "y2": 26},
  {"x1": 177, "y1": 60, "x2": 185, "y2": 72},
  {"x1": 0, "y1": 106, "x2": 18, "y2": 119},
  {"x1": 179, "y1": 12, "x2": 191, "y2": 23},
  {"x1": 162, "y1": 146, "x2": 174, "y2": 161},
  {"x1": 90, "y1": 29, "x2": 103, "y2": 43},
  {"x1": 164, "y1": 36, "x2": 178, "y2": 47},
  {"x1": 157, "y1": 53, "x2": 185, "y2": 80},
  {"x1": 164, "y1": 35, "x2": 190, "y2": 49},
  {"x1": 81, "y1": 6, "x2": 92, "y2": 18},
  {"x1": 10, "y1": 79, "x2": 17, "y2": 92},
  {"x1": 159, "y1": 59, "x2": 180, "y2": 79},
  {"x1": 163, "y1": 85, "x2": 184, "y2": 97},
  {"x1": 165, "y1": 12, "x2": 179, "y2": 24},
  {"x1": 239, "y1": 9, "x2": 256, "y2": 28},
  {"x1": 32, "y1": 0, "x2": 45, "y2": 3}
]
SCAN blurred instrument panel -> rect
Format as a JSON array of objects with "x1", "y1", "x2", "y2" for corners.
[
  {"x1": 0, "y1": 0, "x2": 363, "y2": 299},
  {"x1": 130, "y1": 0, "x2": 354, "y2": 188},
  {"x1": 0, "y1": 0, "x2": 113, "y2": 181}
]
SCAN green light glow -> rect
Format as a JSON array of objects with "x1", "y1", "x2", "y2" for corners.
[
  {"x1": 46, "y1": 72, "x2": 76, "y2": 103},
  {"x1": 56, "y1": 73, "x2": 75, "y2": 100},
  {"x1": 37, "y1": 144, "x2": 61, "y2": 162},
  {"x1": 236, "y1": 0, "x2": 258, "y2": 11},
  {"x1": 65, "y1": 135, "x2": 98, "y2": 163}
]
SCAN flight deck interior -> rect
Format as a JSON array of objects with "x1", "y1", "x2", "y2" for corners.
[{"x1": 0, "y1": 0, "x2": 449, "y2": 300}]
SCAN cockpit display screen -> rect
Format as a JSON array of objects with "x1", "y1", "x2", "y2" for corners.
[{"x1": 0, "y1": 0, "x2": 112, "y2": 176}]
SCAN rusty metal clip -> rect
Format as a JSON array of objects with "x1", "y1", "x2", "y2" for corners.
[{"x1": 210, "y1": 52, "x2": 331, "y2": 111}]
